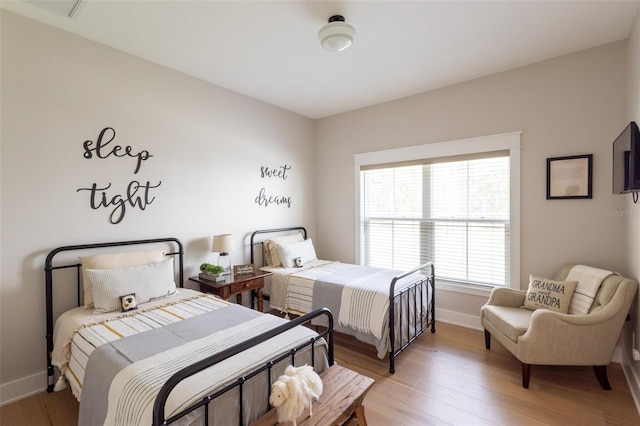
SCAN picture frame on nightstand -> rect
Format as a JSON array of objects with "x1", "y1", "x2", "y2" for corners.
[{"x1": 233, "y1": 264, "x2": 256, "y2": 275}]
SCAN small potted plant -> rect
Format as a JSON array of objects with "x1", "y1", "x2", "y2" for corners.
[{"x1": 199, "y1": 263, "x2": 225, "y2": 280}]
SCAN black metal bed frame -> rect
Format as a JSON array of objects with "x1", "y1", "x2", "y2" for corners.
[
  {"x1": 44, "y1": 237, "x2": 185, "y2": 393},
  {"x1": 249, "y1": 227, "x2": 436, "y2": 373},
  {"x1": 153, "y1": 308, "x2": 334, "y2": 425},
  {"x1": 388, "y1": 261, "x2": 435, "y2": 373},
  {"x1": 44, "y1": 237, "x2": 335, "y2": 426}
]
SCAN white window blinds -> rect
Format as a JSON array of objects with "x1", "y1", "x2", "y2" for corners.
[{"x1": 360, "y1": 153, "x2": 510, "y2": 287}]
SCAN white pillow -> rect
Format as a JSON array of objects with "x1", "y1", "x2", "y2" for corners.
[
  {"x1": 276, "y1": 238, "x2": 318, "y2": 268},
  {"x1": 265, "y1": 233, "x2": 304, "y2": 267},
  {"x1": 87, "y1": 259, "x2": 177, "y2": 314},
  {"x1": 80, "y1": 250, "x2": 166, "y2": 308}
]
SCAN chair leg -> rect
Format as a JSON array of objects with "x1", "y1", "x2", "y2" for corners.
[
  {"x1": 593, "y1": 365, "x2": 611, "y2": 390},
  {"x1": 522, "y1": 363, "x2": 531, "y2": 389},
  {"x1": 484, "y1": 329, "x2": 491, "y2": 349}
]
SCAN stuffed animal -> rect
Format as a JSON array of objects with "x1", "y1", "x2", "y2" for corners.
[{"x1": 269, "y1": 365, "x2": 323, "y2": 426}]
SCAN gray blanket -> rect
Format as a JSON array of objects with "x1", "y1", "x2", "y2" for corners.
[
  {"x1": 310, "y1": 265, "x2": 380, "y2": 324},
  {"x1": 79, "y1": 304, "x2": 263, "y2": 425}
]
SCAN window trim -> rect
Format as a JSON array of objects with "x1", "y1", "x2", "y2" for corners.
[{"x1": 354, "y1": 131, "x2": 521, "y2": 290}]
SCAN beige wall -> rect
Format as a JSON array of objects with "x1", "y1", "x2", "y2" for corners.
[
  {"x1": 0, "y1": 11, "x2": 317, "y2": 403},
  {"x1": 315, "y1": 43, "x2": 629, "y2": 328}
]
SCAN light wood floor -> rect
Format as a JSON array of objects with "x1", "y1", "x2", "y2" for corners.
[{"x1": 2, "y1": 322, "x2": 639, "y2": 425}]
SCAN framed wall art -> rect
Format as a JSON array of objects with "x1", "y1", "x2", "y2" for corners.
[{"x1": 546, "y1": 154, "x2": 593, "y2": 199}]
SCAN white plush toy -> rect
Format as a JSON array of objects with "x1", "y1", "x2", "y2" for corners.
[{"x1": 269, "y1": 365, "x2": 323, "y2": 426}]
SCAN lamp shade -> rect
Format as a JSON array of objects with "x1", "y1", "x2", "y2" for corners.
[
  {"x1": 318, "y1": 15, "x2": 355, "y2": 52},
  {"x1": 212, "y1": 234, "x2": 235, "y2": 254}
]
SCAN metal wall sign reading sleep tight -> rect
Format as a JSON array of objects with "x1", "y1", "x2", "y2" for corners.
[
  {"x1": 76, "y1": 127, "x2": 162, "y2": 224},
  {"x1": 254, "y1": 164, "x2": 292, "y2": 208}
]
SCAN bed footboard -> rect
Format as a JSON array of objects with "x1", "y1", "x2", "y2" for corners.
[
  {"x1": 389, "y1": 262, "x2": 435, "y2": 374},
  {"x1": 152, "y1": 307, "x2": 334, "y2": 426}
]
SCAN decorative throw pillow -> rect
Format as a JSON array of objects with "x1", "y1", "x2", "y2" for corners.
[
  {"x1": 263, "y1": 244, "x2": 273, "y2": 266},
  {"x1": 276, "y1": 238, "x2": 318, "y2": 268},
  {"x1": 119, "y1": 293, "x2": 138, "y2": 312},
  {"x1": 88, "y1": 258, "x2": 177, "y2": 314},
  {"x1": 524, "y1": 275, "x2": 578, "y2": 314},
  {"x1": 265, "y1": 233, "x2": 305, "y2": 267},
  {"x1": 80, "y1": 250, "x2": 166, "y2": 308}
]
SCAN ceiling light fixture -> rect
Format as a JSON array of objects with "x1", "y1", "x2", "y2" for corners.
[{"x1": 318, "y1": 15, "x2": 356, "y2": 53}]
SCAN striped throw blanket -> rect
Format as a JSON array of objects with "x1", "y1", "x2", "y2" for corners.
[
  {"x1": 104, "y1": 314, "x2": 320, "y2": 425},
  {"x1": 61, "y1": 294, "x2": 230, "y2": 398},
  {"x1": 282, "y1": 262, "x2": 424, "y2": 340},
  {"x1": 567, "y1": 265, "x2": 615, "y2": 314},
  {"x1": 339, "y1": 270, "x2": 399, "y2": 340},
  {"x1": 284, "y1": 262, "x2": 341, "y2": 315},
  {"x1": 66, "y1": 294, "x2": 327, "y2": 425}
]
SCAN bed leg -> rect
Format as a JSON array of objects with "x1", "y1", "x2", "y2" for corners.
[
  {"x1": 47, "y1": 366, "x2": 55, "y2": 393},
  {"x1": 47, "y1": 348, "x2": 55, "y2": 393}
]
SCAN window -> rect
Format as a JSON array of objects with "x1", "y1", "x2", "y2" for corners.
[{"x1": 355, "y1": 132, "x2": 520, "y2": 290}]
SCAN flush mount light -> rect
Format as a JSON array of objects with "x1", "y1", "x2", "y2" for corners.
[{"x1": 318, "y1": 15, "x2": 356, "y2": 52}]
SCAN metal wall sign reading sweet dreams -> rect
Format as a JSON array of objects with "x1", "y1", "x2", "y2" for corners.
[
  {"x1": 77, "y1": 127, "x2": 162, "y2": 224},
  {"x1": 254, "y1": 164, "x2": 292, "y2": 208}
]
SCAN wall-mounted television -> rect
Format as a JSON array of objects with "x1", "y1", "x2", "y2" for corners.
[{"x1": 612, "y1": 121, "x2": 640, "y2": 194}]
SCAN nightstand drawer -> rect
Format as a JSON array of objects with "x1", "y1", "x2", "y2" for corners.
[
  {"x1": 189, "y1": 272, "x2": 271, "y2": 311},
  {"x1": 229, "y1": 278, "x2": 261, "y2": 293}
]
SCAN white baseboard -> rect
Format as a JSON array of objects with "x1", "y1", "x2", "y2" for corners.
[
  {"x1": 435, "y1": 307, "x2": 483, "y2": 331},
  {"x1": 0, "y1": 371, "x2": 47, "y2": 406},
  {"x1": 622, "y1": 348, "x2": 640, "y2": 415}
]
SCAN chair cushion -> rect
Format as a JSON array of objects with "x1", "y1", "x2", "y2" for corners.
[
  {"x1": 482, "y1": 305, "x2": 533, "y2": 343},
  {"x1": 523, "y1": 275, "x2": 577, "y2": 313}
]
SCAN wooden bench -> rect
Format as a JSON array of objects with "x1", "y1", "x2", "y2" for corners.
[{"x1": 251, "y1": 364, "x2": 375, "y2": 426}]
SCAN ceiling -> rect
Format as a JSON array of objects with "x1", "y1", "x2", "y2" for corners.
[{"x1": 2, "y1": 0, "x2": 640, "y2": 119}]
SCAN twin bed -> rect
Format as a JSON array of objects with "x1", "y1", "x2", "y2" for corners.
[
  {"x1": 45, "y1": 231, "x2": 435, "y2": 425},
  {"x1": 45, "y1": 238, "x2": 332, "y2": 425},
  {"x1": 250, "y1": 227, "x2": 435, "y2": 373}
]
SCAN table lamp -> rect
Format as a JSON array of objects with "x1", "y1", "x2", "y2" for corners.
[{"x1": 212, "y1": 234, "x2": 235, "y2": 275}]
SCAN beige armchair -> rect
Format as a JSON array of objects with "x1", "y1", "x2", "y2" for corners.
[{"x1": 481, "y1": 265, "x2": 638, "y2": 389}]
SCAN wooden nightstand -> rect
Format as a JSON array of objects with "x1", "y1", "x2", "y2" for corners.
[{"x1": 189, "y1": 271, "x2": 272, "y2": 311}]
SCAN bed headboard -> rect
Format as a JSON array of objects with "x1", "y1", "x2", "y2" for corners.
[
  {"x1": 44, "y1": 237, "x2": 184, "y2": 391},
  {"x1": 249, "y1": 227, "x2": 307, "y2": 266}
]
